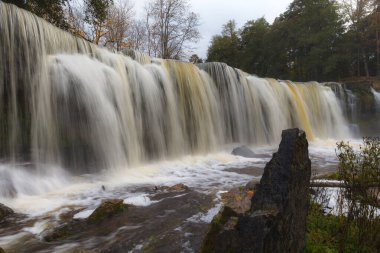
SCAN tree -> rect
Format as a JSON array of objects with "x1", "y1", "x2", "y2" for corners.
[
  {"x1": 207, "y1": 20, "x2": 241, "y2": 67},
  {"x1": 104, "y1": 0, "x2": 134, "y2": 50},
  {"x1": 65, "y1": 0, "x2": 134, "y2": 50},
  {"x1": 189, "y1": 54, "x2": 203, "y2": 63},
  {"x1": 144, "y1": 0, "x2": 200, "y2": 59},
  {"x1": 341, "y1": 0, "x2": 376, "y2": 77},
  {"x1": 83, "y1": 0, "x2": 113, "y2": 45},
  {"x1": 240, "y1": 18, "x2": 271, "y2": 76},
  {"x1": 335, "y1": 137, "x2": 380, "y2": 252},
  {"x1": 127, "y1": 20, "x2": 148, "y2": 51},
  {"x1": 3, "y1": 0, "x2": 70, "y2": 29},
  {"x1": 273, "y1": 0, "x2": 346, "y2": 81}
]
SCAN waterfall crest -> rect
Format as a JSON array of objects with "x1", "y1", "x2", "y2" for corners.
[{"x1": 0, "y1": 2, "x2": 351, "y2": 173}]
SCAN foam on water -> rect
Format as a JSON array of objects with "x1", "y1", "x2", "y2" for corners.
[
  {"x1": 0, "y1": 139, "x2": 359, "y2": 220},
  {"x1": 0, "y1": 138, "x2": 364, "y2": 251},
  {"x1": 187, "y1": 191, "x2": 227, "y2": 223},
  {"x1": 73, "y1": 209, "x2": 95, "y2": 219},
  {"x1": 0, "y1": 152, "x2": 263, "y2": 218},
  {"x1": 123, "y1": 194, "x2": 158, "y2": 207}
]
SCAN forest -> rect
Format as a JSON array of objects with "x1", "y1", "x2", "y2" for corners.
[{"x1": 207, "y1": 0, "x2": 380, "y2": 81}]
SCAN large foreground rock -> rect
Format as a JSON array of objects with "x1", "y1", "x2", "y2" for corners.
[{"x1": 202, "y1": 128, "x2": 311, "y2": 253}]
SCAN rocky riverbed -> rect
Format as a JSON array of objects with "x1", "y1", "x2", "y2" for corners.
[{"x1": 0, "y1": 139, "x2": 347, "y2": 253}]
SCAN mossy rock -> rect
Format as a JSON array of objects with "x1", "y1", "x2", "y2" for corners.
[
  {"x1": 44, "y1": 221, "x2": 81, "y2": 242},
  {"x1": 201, "y1": 206, "x2": 238, "y2": 253},
  {"x1": 0, "y1": 247, "x2": 5, "y2": 253},
  {"x1": 87, "y1": 199, "x2": 128, "y2": 223},
  {"x1": 159, "y1": 183, "x2": 189, "y2": 192},
  {"x1": 45, "y1": 199, "x2": 129, "y2": 241}
]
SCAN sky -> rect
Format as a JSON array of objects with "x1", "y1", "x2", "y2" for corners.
[{"x1": 134, "y1": 0, "x2": 293, "y2": 59}]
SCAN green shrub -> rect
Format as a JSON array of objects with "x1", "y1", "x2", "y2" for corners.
[{"x1": 306, "y1": 137, "x2": 380, "y2": 253}]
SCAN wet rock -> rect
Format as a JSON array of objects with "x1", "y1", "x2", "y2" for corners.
[
  {"x1": 59, "y1": 208, "x2": 86, "y2": 221},
  {"x1": 231, "y1": 145, "x2": 256, "y2": 158},
  {"x1": 202, "y1": 128, "x2": 311, "y2": 253},
  {"x1": 221, "y1": 188, "x2": 254, "y2": 214},
  {"x1": 45, "y1": 199, "x2": 129, "y2": 241},
  {"x1": 245, "y1": 180, "x2": 259, "y2": 190},
  {"x1": 0, "y1": 246, "x2": 5, "y2": 253},
  {"x1": 87, "y1": 199, "x2": 128, "y2": 223},
  {"x1": 44, "y1": 220, "x2": 82, "y2": 242},
  {"x1": 157, "y1": 183, "x2": 189, "y2": 192},
  {"x1": 0, "y1": 203, "x2": 14, "y2": 222}
]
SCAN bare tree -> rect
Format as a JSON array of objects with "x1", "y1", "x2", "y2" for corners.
[
  {"x1": 127, "y1": 20, "x2": 147, "y2": 51},
  {"x1": 66, "y1": 4, "x2": 88, "y2": 40},
  {"x1": 144, "y1": 0, "x2": 200, "y2": 59},
  {"x1": 65, "y1": 0, "x2": 134, "y2": 50},
  {"x1": 104, "y1": 0, "x2": 134, "y2": 50}
]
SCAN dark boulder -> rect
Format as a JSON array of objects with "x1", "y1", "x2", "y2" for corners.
[
  {"x1": 231, "y1": 145, "x2": 256, "y2": 158},
  {"x1": 202, "y1": 128, "x2": 311, "y2": 253},
  {"x1": 0, "y1": 247, "x2": 5, "y2": 253},
  {"x1": 0, "y1": 203, "x2": 14, "y2": 222}
]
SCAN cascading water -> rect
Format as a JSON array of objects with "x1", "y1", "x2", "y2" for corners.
[
  {"x1": 1, "y1": 2, "x2": 374, "y2": 252},
  {"x1": 326, "y1": 82, "x2": 360, "y2": 136},
  {"x1": 198, "y1": 63, "x2": 350, "y2": 144},
  {"x1": 372, "y1": 87, "x2": 380, "y2": 108},
  {"x1": 0, "y1": 2, "x2": 352, "y2": 197}
]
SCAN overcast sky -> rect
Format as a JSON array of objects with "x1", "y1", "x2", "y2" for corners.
[{"x1": 134, "y1": 0, "x2": 293, "y2": 59}]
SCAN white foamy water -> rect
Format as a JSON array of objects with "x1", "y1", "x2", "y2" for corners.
[
  {"x1": 123, "y1": 194, "x2": 158, "y2": 207},
  {"x1": 0, "y1": 139, "x2": 357, "y2": 220},
  {"x1": 0, "y1": 151, "x2": 264, "y2": 218},
  {"x1": 0, "y1": 139, "x2": 362, "y2": 252},
  {"x1": 187, "y1": 190, "x2": 227, "y2": 223}
]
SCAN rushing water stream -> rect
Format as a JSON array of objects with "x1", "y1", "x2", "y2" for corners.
[{"x1": 0, "y1": 2, "x2": 379, "y2": 252}]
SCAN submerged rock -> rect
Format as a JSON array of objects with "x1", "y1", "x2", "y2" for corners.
[
  {"x1": 87, "y1": 199, "x2": 128, "y2": 223},
  {"x1": 164, "y1": 183, "x2": 188, "y2": 191},
  {"x1": 0, "y1": 203, "x2": 14, "y2": 222},
  {"x1": 202, "y1": 128, "x2": 311, "y2": 253},
  {"x1": 231, "y1": 145, "x2": 256, "y2": 158},
  {"x1": 45, "y1": 199, "x2": 129, "y2": 241}
]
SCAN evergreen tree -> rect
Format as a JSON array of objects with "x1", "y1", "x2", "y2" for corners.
[{"x1": 3, "y1": 0, "x2": 70, "y2": 29}]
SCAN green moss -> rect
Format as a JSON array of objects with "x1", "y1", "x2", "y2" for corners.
[
  {"x1": 44, "y1": 224, "x2": 76, "y2": 242},
  {"x1": 141, "y1": 236, "x2": 159, "y2": 253},
  {"x1": 87, "y1": 199, "x2": 128, "y2": 223},
  {"x1": 201, "y1": 206, "x2": 238, "y2": 253}
]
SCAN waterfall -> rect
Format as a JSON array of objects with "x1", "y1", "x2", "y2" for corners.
[
  {"x1": 0, "y1": 2, "x2": 351, "y2": 174},
  {"x1": 372, "y1": 88, "x2": 380, "y2": 108}
]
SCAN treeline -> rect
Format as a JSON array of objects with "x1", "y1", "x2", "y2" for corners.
[
  {"x1": 3, "y1": 0, "x2": 200, "y2": 59},
  {"x1": 207, "y1": 0, "x2": 380, "y2": 81}
]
